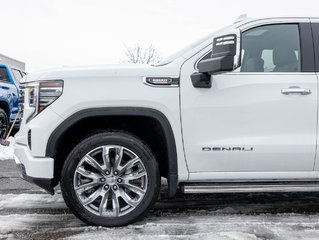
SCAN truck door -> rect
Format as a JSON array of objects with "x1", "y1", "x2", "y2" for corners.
[{"x1": 180, "y1": 22, "x2": 318, "y2": 175}]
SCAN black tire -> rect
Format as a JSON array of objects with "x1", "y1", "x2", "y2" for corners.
[
  {"x1": 60, "y1": 131, "x2": 160, "y2": 227},
  {"x1": 0, "y1": 109, "x2": 8, "y2": 139}
]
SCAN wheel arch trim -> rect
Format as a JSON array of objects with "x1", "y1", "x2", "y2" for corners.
[{"x1": 46, "y1": 107, "x2": 179, "y2": 197}]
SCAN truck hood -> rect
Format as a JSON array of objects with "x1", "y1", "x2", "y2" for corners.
[{"x1": 24, "y1": 60, "x2": 184, "y2": 83}]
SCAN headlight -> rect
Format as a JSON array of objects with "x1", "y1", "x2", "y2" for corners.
[{"x1": 25, "y1": 80, "x2": 63, "y2": 123}]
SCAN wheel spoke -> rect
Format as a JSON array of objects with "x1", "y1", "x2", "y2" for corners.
[
  {"x1": 102, "y1": 146, "x2": 111, "y2": 170},
  {"x1": 119, "y1": 189, "x2": 138, "y2": 207},
  {"x1": 83, "y1": 155, "x2": 104, "y2": 173},
  {"x1": 112, "y1": 192, "x2": 120, "y2": 217},
  {"x1": 83, "y1": 187, "x2": 102, "y2": 205},
  {"x1": 114, "y1": 147, "x2": 124, "y2": 171},
  {"x1": 76, "y1": 166, "x2": 102, "y2": 180},
  {"x1": 122, "y1": 171, "x2": 146, "y2": 181},
  {"x1": 123, "y1": 182, "x2": 145, "y2": 196},
  {"x1": 75, "y1": 181, "x2": 100, "y2": 192},
  {"x1": 99, "y1": 191, "x2": 110, "y2": 215},
  {"x1": 118, "y1": 157, "x2": 140, "y2": 172}
]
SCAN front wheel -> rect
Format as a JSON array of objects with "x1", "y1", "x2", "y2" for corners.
[
  {"x1": 0, "y1": 109, "x2": 8, "y2": 139},
  {"x1": 60, "y1": 131, "x2": 160, "y2": 227}
]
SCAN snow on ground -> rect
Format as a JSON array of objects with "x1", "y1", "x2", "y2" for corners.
[
  {"x1": 1, "y1": 209, "x2": 319, "y2": 240},
  {"x1": 66, "y1": 213, "x2": 319, "y2": 240},
  {"x1": 0, "y1": 137, "x2": 14, "y2": 161},
  {"x1": 0, "y1": 213, "x2": 82, "y2": 235},
  {"x1": 0, "y1": 192, "x2": 319, "y2": 240},
  {"x1": 0, "y1": 193, "x2": 65, "y2": 209},
  {"x1": 1, "y1": 191, "x2": 319, "y2": 240}
]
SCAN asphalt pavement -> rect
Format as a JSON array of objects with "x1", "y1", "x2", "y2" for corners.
[{"x1": 2, "y1": 159, "x2": 319, "y2": 240}]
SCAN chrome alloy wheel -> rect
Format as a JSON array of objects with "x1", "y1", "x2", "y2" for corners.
[{"x1": 73, "y1": 145, "x2": 148, "y2": 217}]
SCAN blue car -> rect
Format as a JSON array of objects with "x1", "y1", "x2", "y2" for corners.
[{"x1": 0, "y1": 64, "x2": 25, "y2": 138}]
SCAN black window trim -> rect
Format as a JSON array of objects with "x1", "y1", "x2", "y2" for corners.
[
  {"x1": 311, "y1": 22, "x2": 319, "y2": 72},
  {"x1": 299, "y1": 22, "x2": 315, "y2": 72}
]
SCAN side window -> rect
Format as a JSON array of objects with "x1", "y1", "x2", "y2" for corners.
[
  {"x1": 240, "y1": 24, "x2": 301, "y2": 72},
  {"x1": 0, "y1": 67, "x2": 10, "y2": 82},
  {"x1": 12, "y1": 69, "x2": 23, "y2": 81}
]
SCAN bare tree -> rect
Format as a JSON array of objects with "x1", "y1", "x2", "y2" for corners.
[{"x1": 121, "y1": 44, "x2": 161, "y2": 64}]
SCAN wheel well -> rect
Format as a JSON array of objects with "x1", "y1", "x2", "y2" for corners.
[
  {"x1": 0, "y1": 101, "x2": 10, "y2": 117},
  {"x1": 48, "y1": 109, "x2": 178, "y2": 197}
]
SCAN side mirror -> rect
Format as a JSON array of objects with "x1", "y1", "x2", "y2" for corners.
[
  {"x1": 198, "y1": 54, "x2": 235, "y2": 74},
  {"x1": 192, "y1": 33, "x2": 241, "y2": 88}
]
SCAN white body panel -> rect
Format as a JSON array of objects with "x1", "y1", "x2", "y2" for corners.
[
  {"x1": 14, "y1": 61, "x2": 189, "y2": 180},
  {"x1": 180, "y1": 71, "x2": 318, "y2": 173},
  {"x1": 14, "y1": 16, "x2": 319, "y2": 183},
  {"x1": 180, "y1": 17, "x2": 318, "y2": 180},
  {"x1": 14, "y1": 107, "x2": 63, "y2": 178}
]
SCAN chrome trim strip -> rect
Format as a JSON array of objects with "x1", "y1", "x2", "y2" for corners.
[{"x1": 183, "y1": 183, "x2": 319, "y2": 194}]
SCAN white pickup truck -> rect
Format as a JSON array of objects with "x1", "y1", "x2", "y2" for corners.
[{"x1": 14, "y1": 16, "x2": 319, "y2": 227}]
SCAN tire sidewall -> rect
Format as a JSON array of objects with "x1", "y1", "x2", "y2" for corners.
[
  {"x1": 0, "y1": 109, "x2": 8, "y2": 139},
  {"x1": 61, "y1": 132, "x2": 160, "y2": 227}
]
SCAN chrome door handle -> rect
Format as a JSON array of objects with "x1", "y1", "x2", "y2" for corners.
[{"x1": 281, "y1": 86, "x2": 311, "y2": 95}]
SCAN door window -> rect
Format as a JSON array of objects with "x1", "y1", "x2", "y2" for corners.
[{"x1": 240, "y1": 24, "x2": 301, "y2": 72}]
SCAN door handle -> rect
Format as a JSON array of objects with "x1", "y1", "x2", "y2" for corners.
[{"x1": 281, "y1": 86, "x2": 311, "y2": 95}]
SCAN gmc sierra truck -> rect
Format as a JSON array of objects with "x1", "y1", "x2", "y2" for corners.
[{"x1": 14, "y1": 16, "x2": 319, "y2": 227}]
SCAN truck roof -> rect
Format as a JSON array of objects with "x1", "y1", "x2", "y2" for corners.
[{"x1": 234, "y1": 15, "x2": 319, "y2": 25}]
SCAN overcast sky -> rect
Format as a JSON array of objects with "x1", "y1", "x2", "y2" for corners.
[{"x1": 1, "y1": 0, "x2": 319, "y2": 72}]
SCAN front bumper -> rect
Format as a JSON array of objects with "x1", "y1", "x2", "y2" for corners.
[
  {"x1": 15, "y1": 163, "x2": 55, "y2": 194},
  {"x1": 14, "y1": 142, "x2": 55, "y2": 194}
]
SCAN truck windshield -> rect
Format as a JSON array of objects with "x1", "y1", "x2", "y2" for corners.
[
  {"x1": 154, "y1": 32, "x2": 216, "y2": 66},
  {"x1": 0, "y1": 67, "x2": 10, "y2": 82}
]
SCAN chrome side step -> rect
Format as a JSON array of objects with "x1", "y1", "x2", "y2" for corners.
[{"x1": 182, "y1": 182, "x2": 319, "y2": 194}]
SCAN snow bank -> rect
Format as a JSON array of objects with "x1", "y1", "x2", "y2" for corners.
[{"x1": 0, "y1": 137, "x2": 15, "y2": 161}]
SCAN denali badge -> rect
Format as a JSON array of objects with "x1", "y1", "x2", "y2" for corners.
[
  {"x1": 202, "y1": 147, "x2": 254, "y2": 151},
  {"x1": 144, "y1": 77, "x2": 180, "y2": 87},
  {"x1": 146, "y1": 77, "x2": 173, "y2": 85}
]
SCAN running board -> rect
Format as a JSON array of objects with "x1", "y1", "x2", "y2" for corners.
[{"x1": 182, "y1": 182, "x2": 319, "y2": 194}]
